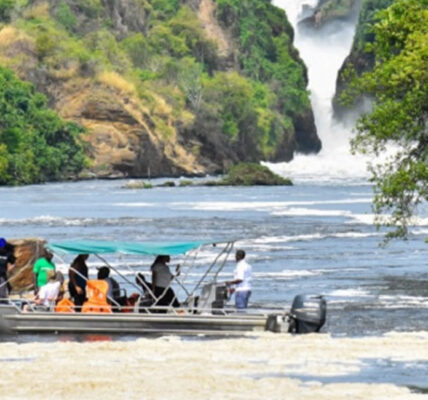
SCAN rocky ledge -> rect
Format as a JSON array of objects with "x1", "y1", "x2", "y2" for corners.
[{"x1": 123, "y1": 163, "x2": 292, "y2": 188}]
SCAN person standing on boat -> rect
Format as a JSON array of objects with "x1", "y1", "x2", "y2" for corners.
[
  {"x1": 151, "y1": 255, "x2": 180, "y2": 308},
  {"x1": 33, "y1": 250, "x2": 55, "y2": 294},
  {"x1": 0, "y1": 238, "x2": 16, "y2": 302},
  {"x1": 226, "y1": 249, "x2": 252, "y2": 310},
  {"x1": 68, "y1": 254, "x2": 89, "y2": 311}
]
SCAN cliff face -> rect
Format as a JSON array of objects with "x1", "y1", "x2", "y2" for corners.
[
  {"x1": 0, "y1": 0, "x2": 321, "y2": 179},
  {"x1": 332, "y1": 0, "x2": 394, "y2": 118},
  {"x1": 299, "y1": 0, "x2": 361, "y2": 29}
]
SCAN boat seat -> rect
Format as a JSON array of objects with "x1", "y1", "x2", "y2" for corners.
[{"x1": 82, "y1": 280, "x2": 112, "y2": 313}]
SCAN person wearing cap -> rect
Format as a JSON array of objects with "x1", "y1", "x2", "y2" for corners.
[
  {"x1": 33, "y1": 250, "x2": 56, "y2": 294},
  {"x1": 0, "y1": 238, "x2": 16, "y2": 302}
]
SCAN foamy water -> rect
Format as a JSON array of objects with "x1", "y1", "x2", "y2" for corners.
[
  {"x1": 1, "y1": 332, "x2": 428, "y2": 399},
  {"x1": 267, "y1": 0, "x2": 403, "y2": 185}
]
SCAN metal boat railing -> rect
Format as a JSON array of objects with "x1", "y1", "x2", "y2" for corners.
[{"x1": 0, "y1": 240, "x2": 260, "y2": 317}]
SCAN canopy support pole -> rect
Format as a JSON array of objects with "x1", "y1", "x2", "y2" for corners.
[
  {"x1": 94, "y1": 254, "x2": 149, "y2": 301},
  {"x1": 188, "y1": 241, "x2": 234, "y2": 299}
]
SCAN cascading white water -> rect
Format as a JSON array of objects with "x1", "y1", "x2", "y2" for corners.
[{"x1": 268, "y1": 0, "x2": 372, "y2": 183}]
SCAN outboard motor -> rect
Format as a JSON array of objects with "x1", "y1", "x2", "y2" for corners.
[{"x1": 288, "y1": 294, "x2": 326, "y2": 334}]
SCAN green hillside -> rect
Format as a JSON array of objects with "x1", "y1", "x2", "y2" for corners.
[{"x1": 0, "y1": 0, "x2": 319, "y2": 184}]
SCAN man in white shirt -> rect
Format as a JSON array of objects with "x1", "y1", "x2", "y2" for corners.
[{"x1": 226, "y1": 249, "x2": 252, "y2": 310}]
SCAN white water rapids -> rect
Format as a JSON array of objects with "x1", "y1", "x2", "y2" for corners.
[{"x1": 269, "y1": 0, "x2": 373, "y2": 183}]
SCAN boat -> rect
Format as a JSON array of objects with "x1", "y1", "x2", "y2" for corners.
[{"x1": 0, "y1": 239, "x2": 326, "y2": 336}]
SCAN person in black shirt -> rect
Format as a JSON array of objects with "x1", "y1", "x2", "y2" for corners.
[
  {"x1": 97, "y1": 266, "x2": 125, "y2": 307},
  {"x1": 68, "y1": 254, "x2": 89, "y2": 311},
  {"x1": 0, "y1": 238, "x2": 16, "y2": 302}
]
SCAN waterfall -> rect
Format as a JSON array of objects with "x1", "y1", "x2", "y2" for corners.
[{"x1": 267, "y1": 0, "x2": 372, "y2": 184}]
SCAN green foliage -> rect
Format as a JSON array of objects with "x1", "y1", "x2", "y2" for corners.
[
  {"x1": 150, "y1": 0, "x2": 180, "y2": 20},
  {"x1": 0, "y1": 0, "x2": 13, "y2": 22},
  {"x1": 177, "y1": 57, "x2": 204, "y2": 110},
  {"x1": 56, "y1": 1, "x2": 77, "y2": 32},
  {"x1": 215, "y1": 0, "x2": 308, "y2": 115},
  {"x1": 121, "y1": 33, "x2": 150, "y2": 68},
  {"x1": 353, "y1": 0, "x2": 394, "y2": 52},
  {"x1": 168, "y1": 6, "x2": 218, "y2": 71},
  {"x1": 35, "y1": 31, "x2": 57, "y2": 60},
  {"x1": 0, "y1": 67, "x2": 86, "y2": 185},
  {"x1": 179, "y1": 179, "x2": 193, "y2": 187},
  {"x1": 345, "y1": 0, "x2": 428, "y2": 240},
  {"x1": 85, "y1": 30, "x2": 131, "y2": 72},
  {"x1": 222, "y1": 162, "x2": 292, "y2": 186},
  {"x1": 75, "y1": 0, "x2": 103, "y2": 18},
  {"x1": 201, "y1": 71, "x2": 289, "y2": 158},
  {"x1": 2, "y1": 0, "x2": 311, "y2": 179},
  {"x1": 123, "y1": 180, "x2": 153, "y2": 189},
  {"x1": 204, "y1": 72, "x2": 254, "y2": 139}
]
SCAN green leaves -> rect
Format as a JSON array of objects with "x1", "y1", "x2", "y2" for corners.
[
  {"x1": 0, "y1": 67, "x2": 86, "y2": 185},
  {"x1": 345, "y1": 0, "x2": 428, "y2": 241},
  {"x1": 216, "y1": 0, "x2": 309, "y2": 115},
  {"x1": 0, "y1": 0, "x2": 14, "y2": 22}
]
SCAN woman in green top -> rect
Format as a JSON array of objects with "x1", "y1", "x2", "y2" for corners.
[{"x1": 33, "y1": 250, "x2": 55, "y2": 294}]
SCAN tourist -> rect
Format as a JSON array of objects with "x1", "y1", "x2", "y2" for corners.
[
  {"x1": 151, "y1": 255, "x2": 180, "y2": 308},
  {"x1": 226, "y1": 249, "x2": 252, "y2": 310},
  {"x1": 0, "y1": 238, "x2": 16, "y2": 302},
  {"x1": 33, "y1": 250, "x2": 55, "y2": 294},
  {"x1": 24, "y1": 269, "x2": 61, "y2": 311},
  {"x1": 68, "y1": 254, "x2": 89, "y2": 311},
  {"x1": 97, "y1": 266, "x2": 123, "y2": 305}
]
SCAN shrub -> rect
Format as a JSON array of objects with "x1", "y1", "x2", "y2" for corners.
[
  {"x1": 55, "y1": 1, "x2": 77, "y2": 32},
  {"x1": 0, "y1": 0, "x2": 14, "y2": 22},
  {"x1": 222, "y1": 162, "x2": 292, "y2": 186}
]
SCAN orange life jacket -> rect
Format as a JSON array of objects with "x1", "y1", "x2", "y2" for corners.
[
  {"x1": 55, "y1": 298, "x2": 75, "y2": 313},
  {"x1": 81, "y1": 280, "x2": 112, "y2": 313}
]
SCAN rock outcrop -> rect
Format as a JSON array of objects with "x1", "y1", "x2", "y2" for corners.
[
  {"x1": 8, "y1": 239, "x2": 46, "y2": 292},
  {"x1": 299, "y1": 0, "x2": 362, "y2": 29}
]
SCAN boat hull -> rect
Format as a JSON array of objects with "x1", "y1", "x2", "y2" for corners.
[{"x1": 0, "y1": 305, "x2": 288, "y2": 336}]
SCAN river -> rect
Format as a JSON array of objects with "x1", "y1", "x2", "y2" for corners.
[
  {"x1": 1, "y1": 178, "x2": 427, "y2": 337},
  {"x1": 0, "y1": 178, "x2": 428, "y2": 398}
]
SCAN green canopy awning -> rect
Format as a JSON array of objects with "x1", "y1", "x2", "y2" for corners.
[{"x1": 47, "y1": 240, "x2": 213, "y2": 256}]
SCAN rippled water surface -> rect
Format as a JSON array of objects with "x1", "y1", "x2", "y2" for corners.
[{"x1": 1, "y1": 179, "x2": 427, "y2": 337}]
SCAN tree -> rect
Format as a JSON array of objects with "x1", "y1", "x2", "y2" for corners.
[
  {"x1": 345, "y1": 0, "x2": 428, "y2": 240},
  {"x1": 0, "y1": 67, "x2": 86, "y2": 185}
]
